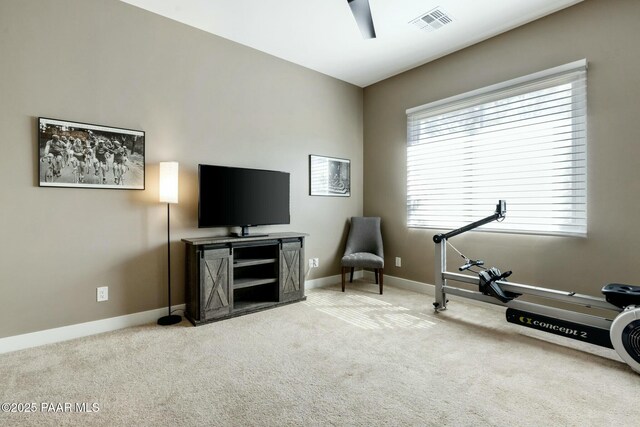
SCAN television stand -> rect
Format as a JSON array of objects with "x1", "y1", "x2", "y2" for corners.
[{"x1": 182, "y1": 232, "x2": 307, "y2": 326}]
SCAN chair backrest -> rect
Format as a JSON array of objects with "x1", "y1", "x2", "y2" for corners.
[{"x1": 344, "y1": 217, "x2": 383, "y2": 258}]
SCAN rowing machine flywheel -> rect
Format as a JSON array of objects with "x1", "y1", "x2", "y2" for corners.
[{"x1": 610, "y1": 306, "x2": 640, "y2": 373}]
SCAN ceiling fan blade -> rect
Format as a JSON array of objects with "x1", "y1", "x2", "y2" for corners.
[{"x1": 348, "y1": 0, "x2": 376, "y2": 39}]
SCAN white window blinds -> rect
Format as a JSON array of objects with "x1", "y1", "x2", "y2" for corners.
[{"x1": 406, "y1": 60, "x2": 587, "y2": 237}]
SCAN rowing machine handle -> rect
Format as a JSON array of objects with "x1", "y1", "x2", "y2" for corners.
[{"x1": 459, "y1": 260, "x2": 485, "y2": 271}]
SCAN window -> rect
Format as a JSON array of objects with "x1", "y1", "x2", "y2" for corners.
[{"x1": 406, "y1": 60, "x2": 587, "y2": 237}]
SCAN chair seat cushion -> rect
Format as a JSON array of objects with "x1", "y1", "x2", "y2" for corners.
[{"x1": 341, "y1": 252, "x2": 384, "y2": 268}]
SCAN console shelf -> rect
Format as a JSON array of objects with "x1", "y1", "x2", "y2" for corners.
[
  {"x1": 233, "y1": 258, "x2": 278, "y2": 268},
  {"x1": 183, "y1": 233, "x2": 306, "y2": 326},
  {"x1": 234, "y1": 277, "x2": 278, "y2": 289}
]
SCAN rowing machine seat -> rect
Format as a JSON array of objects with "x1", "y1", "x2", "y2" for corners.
[
  {"x1": 602, "y1": 283, "x2": 640, "y2": 308},
  {"x1": 478, "y1": 268, "x2": 519, "y2": 303}
]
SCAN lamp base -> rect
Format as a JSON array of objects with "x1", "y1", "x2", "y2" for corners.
[{"x1": 157, "y1": 314, "x2": 182, "y2": 326}]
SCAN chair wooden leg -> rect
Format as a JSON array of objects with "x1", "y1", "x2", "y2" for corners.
[
  {"x1": 375, "y1": 269, "x2": 378, "y2": 284},
  {"x1": 379, "y1": 268, "x2": 384, "y2": 294},
  {"x1": 341, "y1": 267, "x2": 346, "y2": 292},
  {"x1": 349, "y1": 267, "x2": 354, "y2": 283}
]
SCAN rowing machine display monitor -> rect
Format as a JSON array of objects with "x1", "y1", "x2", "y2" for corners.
[{"x1": 497, "y1": 200, "x2": 506, "y2": 218}]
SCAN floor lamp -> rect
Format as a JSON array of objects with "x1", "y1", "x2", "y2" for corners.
[{"x1": 158, "y1": 161, "x2": 182, "y2": 326}]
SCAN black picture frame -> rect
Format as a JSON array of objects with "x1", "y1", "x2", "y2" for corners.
[
  {"x1": 38, "y1": 117, "x2": 145, "y2": 190},
  {"x1": 309, "y1": 154, "x2": 351, "y2": 197}
]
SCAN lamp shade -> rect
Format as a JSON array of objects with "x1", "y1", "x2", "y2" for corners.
[{"x1": 159, "y1": 162, "x2": 179, "y2": 203}]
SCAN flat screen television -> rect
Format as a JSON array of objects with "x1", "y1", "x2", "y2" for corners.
[{"x1": 198, "y1": 164, "x2": 290, "y2": 236}]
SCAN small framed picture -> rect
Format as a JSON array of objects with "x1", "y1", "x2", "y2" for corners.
[
  {"x1": 309, "y1": 155, "x2": 351, "y2": 197},
  {"x1": 38, "y1": 117, "x2": 145, "y2": 189}
]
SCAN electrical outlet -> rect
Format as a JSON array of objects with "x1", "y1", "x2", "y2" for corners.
[
  {"x1": 395, "y1": 257, "x2": 402, "y2": 267},
  {"x1": 313, "y1": 258, "x2": 319, "y2": 268},
  {"x1": 308, "y1": 259, "x2": 314, "y2": 268},
  {"x1": 97, "y1": 286, "x2": 108, "y2": 302}
]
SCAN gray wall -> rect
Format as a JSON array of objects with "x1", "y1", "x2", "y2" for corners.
[
  {"x1": 364, "y1": 0, "x2": 640, "y2": 296},
  {"x1": 0, "y1": 0, "x2": 363, "y2": 338}
]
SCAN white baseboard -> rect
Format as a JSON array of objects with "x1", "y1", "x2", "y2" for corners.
[
  {"x1": 305, "y1": 270, "x2": 364, "y2": 289},
  {"x1": 362, "y1": 270, "x2": 435, "y2": 295},
  {"x1": 306, "y1": 269, "x2": 435, "y2": 295},
  {"x1": 0, "y1": 304, "x2": 185, "y2": 355},
  {"x1": 0, "y1": 272, "x2": 423, "y2": 355}
]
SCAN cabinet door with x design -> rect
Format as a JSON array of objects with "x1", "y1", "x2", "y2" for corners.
[
  {"x1": 200, "y1": 248, "x2": 233, "y2": 321},
  {"x1": 280, "y1": 241, "x2": 304, "y2": 303}
]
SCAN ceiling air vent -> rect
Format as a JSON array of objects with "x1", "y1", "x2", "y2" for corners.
[{"x1": 410, "y1": 7, "x2": 453, "y2": 32}]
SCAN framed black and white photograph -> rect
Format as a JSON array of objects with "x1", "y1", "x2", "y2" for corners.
[
  {"x1": 309, "y1": 154, "x2": 350, "y2": 197},
  {"x1": 38, "y1": 117, "x2": 145, "y2": 189}
]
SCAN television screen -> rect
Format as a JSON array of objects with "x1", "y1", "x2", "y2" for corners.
[{"x1": 198, "y1": 164, "x2": 290, "y2": 232}]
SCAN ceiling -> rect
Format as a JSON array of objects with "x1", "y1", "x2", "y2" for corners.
[{"x1": 120, "y1": 0, "x2": 583, "y2": 88}]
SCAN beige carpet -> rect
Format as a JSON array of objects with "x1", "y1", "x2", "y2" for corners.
[{"x1": 1, "y1": 281, "x2": 639, "y2": 426}]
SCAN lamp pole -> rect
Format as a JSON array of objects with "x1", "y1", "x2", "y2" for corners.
[
  {"x1": 158, "y1": 162, "x2": 181, "y2": 326},
  {"x1": 166, "y1": 202, "x2": 171, "y2": 316}
]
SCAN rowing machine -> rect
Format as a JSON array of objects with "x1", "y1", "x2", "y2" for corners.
[{"x1": 432, "y1": 200, "x2": 640, "y2": 373}]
